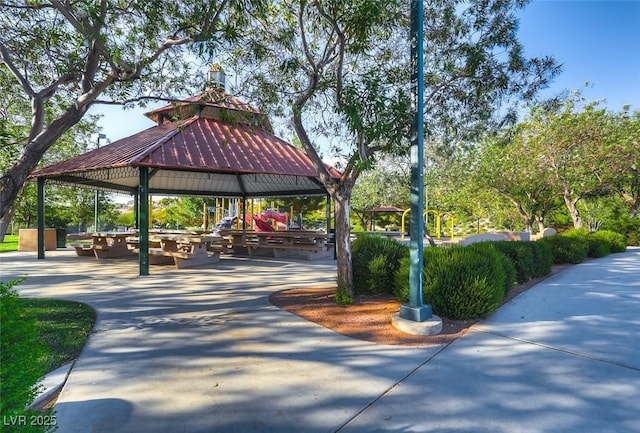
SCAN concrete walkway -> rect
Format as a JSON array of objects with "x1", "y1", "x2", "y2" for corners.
[{"x1": 2, "y1": 248, "x2": 639, "y2": 432}]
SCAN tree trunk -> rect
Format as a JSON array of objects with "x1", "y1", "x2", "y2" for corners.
[
  {"x1": 0, "y1": 105, "x2": 87, "y2": 220},
  {"x1": 535, "y1": 217, "x2": 545, "y2": 235},
  {"x1": 563, "y1": 188, "x2": 582, "y2": 228},
  {"x1": 504, "y1": 194, "x2": 535, "y2": 233},
  {"x1": 0, "y1": 205, "x2": 15, "y2": 242},
  {"x1": 332, "y1": 186, "x2": 354, "y2": 296}
]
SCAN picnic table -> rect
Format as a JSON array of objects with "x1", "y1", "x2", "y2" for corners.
[
  {"x1": 145, "y1": 234, "x2": 222, "y2": 269},
  {"x1": 221, "y1": 230, "x2": 333, "y2": 260},
  {"x1": 72, "y1": 232, "x2": 136, "y2": 259}
]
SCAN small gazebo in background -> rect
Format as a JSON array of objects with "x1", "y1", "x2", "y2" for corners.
[
  {"x1": 364, "y1": 206, "x2": 406, "y2": 232},
  {"x1": 30, "y1": 68, "x2": 340, "y2": 274}
]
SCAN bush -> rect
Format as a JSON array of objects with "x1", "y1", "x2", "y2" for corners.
[
  {"x1": 488, "y1": 241, "x2": 535, "y2": 284},
  {"x1": 467, "y1": 242, "x2": 516, "y2": 292},
  {"x1": 394, "y1": 245, "x2": 507, "y2": 320},
  {"x1": 0, "y1": 279, "x2": 51, "y2": 433},
  {"x1": 603, "y1": 217, "x2": 640, "y2": 246},
  {"x1": 352, "y1": 234, "x2": 408, "y2": 295},
  {"x1": 530, "y1": 240, "x2": 554, "y2": 278},
  {"x1": 590, "y1": 230, "x2": 626, "y2": 253},
  {"x1": 540, "y1": 235, "x2": 588, "y2": 264},
  {"x1": 424, "y1": 246, "x2": 506, "y2": 320},
  {"x1": 393, "y1": 255, "x2": 412, "y2": 302}
]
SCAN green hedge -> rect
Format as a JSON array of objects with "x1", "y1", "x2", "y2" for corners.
[
  {"x1": 475, "y1": 240, "x2": 552, "y2": 285},
  {"x1": 488, "y1": 241, "x2": 535, "y2": 284},
  {"x1": 530, "y1": 240, "x2": 554, "y2": 278},
  {"x1": 562, "y1": 228, "x2": 627, "y2": 258},
  {"x1": 603, "y1": 218, "x2": 640, "y2": 246},
  {"x1": 352, "y1": 234, "x2": 408, "y2": 295},
  {"x1": 590, "y1": 230, "x2": 626, "y2": 253},
  {"x1": 540, "y1": 235, "x2": 588, "y2": 264},
  {"x1": 1, "y1": 279, "x2": 51, "y2": 433}
]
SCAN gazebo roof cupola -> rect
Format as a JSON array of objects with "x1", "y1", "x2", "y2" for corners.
[{"x1": 144, "y1": 65, "x2": 273, "y2": 133}]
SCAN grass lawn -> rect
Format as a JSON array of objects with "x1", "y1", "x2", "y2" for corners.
[
  {"x1": 16, "y1": 298, "x2": 97, "y2": 373},
  {"x1": 0, "y1": 235, "x2": 19, "y2": 252}
]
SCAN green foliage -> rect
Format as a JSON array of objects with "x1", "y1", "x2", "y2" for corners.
[
  {"x1": 0, "y1": 235, "x2": 19, "y2": 252},
  {"x1": 487, "y1": 241, "x2": 535, "y2": 284},
  {"x1": 423, "y1": 246, "x2": 506, "y2": 320},
  {"x1": 466, "y1": 242, "x2": 517, "y2": 292},
  {"x1": 352, "y1": 234, "x2": 408, "y2": 295},
  {"x1": 540, "y1": 235, "x2": 588, "y2": 264},
  {"x1": 563, "y1": 227, "x2": 626, "y2": 257},
  {"x1": 590, "y1": 230, "x2": 627, "y2": 253},
  {"x1": 393, "y1": 255, "x2": 412, "y2": 302},
  {"x1": 530, "y1": 240, "x2": 554, "y2": 278},
  {"x1": 394, "y1": 245, "x2": 507, "y2": 320},
  {"x1": 334, "y1": 280, "x2": 354, "y2": 306},
  {"x1": 603, "y1": 217, "x2": 640, "y2": 246},
  {"x1": 17, "y1": 298, "x2": 96, "y2": 373},
  {"x1": 0, "y1": 278, "x2": 50, "y2": 432}
]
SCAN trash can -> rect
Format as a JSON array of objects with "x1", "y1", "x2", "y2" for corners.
[{"x1": 55, "y1": 228, "x2": 67, "y2": 248}]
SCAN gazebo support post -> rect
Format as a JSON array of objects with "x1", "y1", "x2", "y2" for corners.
[
  {"x1": 133, "y1": 192, "x2": 139, "y2": 229},
  {"x1": 138, "y1": 167, "x2": 150, "y2": 275},
  {"x1": 37, "y1": 177, "x2": 45, "y2": 259}
]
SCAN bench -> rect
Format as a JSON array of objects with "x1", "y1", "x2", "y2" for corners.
[
  {"x1": 246, "y1": 243, "x2": 333, "y2": 260},
  {"x1": 92, "y1": 243, "x2": 136, "y2": 259},
  {"x1": 143, "y1": 246, "x2": 221, "y2": 269},
  {"x1": 71, "y1": 243, "x2": 95, "y2": 257}
]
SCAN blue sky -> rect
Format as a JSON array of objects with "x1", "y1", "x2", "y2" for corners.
[
  {"x1": 92, "y1": 0, "x2": 640, "y2": 142},
  {"x1": 517, "y1": 0, "x2": 640, "y2": 110}
]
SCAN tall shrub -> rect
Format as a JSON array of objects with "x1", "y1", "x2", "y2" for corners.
[
  {"x1": 352, "y1": 234, "x2": 408, "y2": 295},
  {"x1": 531, "y1": 240, "x2": 554, "y2": 278},
  {"x1": 467, "y1": 242, "x2": 517, "y2": 292}
]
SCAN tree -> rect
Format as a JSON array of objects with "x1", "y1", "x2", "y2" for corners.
[
  {"x1": 0, "y1": 69, "x2": 100, "y2": 239},
  {"x1": 609, "y1": 108, "x2": 640, "y2": 218},
  {"x1": 0, "y1": 0, "x2": 263, "y2": 221},
  {"x1": 228, "y1": 0, "x2": 558, "y2": 295},
  {"x1": 472, "y1": 96, "x2": 639, "y2": 232},
  {"x1": 473, "y1": 123, "x2": 561, "y2": 233}
]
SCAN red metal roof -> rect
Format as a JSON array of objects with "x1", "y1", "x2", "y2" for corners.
[
  {"x1": 33, "y1": 116, "x2": 331, "y2": 178},
  {"x1": 132, "y1": 116, "x2": 323, "y2": 176},
  {"x1": 32, "y1": 110, "x2": 340, "y2": 198}
]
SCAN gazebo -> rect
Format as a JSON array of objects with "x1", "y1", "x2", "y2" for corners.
[{"x1": 30, "y1": 86, "x2": 340, "y2": 274}]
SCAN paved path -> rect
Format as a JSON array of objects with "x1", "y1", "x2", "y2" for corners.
[{"x1": 2, "y1": 247, "x2": 639, "y2": 432}]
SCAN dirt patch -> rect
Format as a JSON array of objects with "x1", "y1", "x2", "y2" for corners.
[{"x1": 270, "y1": 264, "x2": 572, "y2": 347}]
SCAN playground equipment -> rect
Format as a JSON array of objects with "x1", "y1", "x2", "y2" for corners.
[
  {"x1": 205, "y1": 197, "x2": 305, "y2": 232},
  {"x1": 401, "y1": 209, "x2": 455, "y2": 240}
]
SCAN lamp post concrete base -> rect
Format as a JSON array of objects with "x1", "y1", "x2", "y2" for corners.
[{"x1": 392, "y1": 313, "x2": 443, "y2": 336}]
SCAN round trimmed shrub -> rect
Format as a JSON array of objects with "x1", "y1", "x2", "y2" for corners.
[
  {"x1": 393, "y1": 255, "x2": 421, "y2": 303},
  {"x1": 422, "y1": 245, "x2": 506, "y2": 320},
  {"x1": 466, "y1": 242, "x2": 516, "y2": 292}
]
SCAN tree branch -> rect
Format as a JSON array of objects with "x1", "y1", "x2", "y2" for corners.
[{"x1": 0, "y1": 42, "x2": 35, "y2": 98}]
